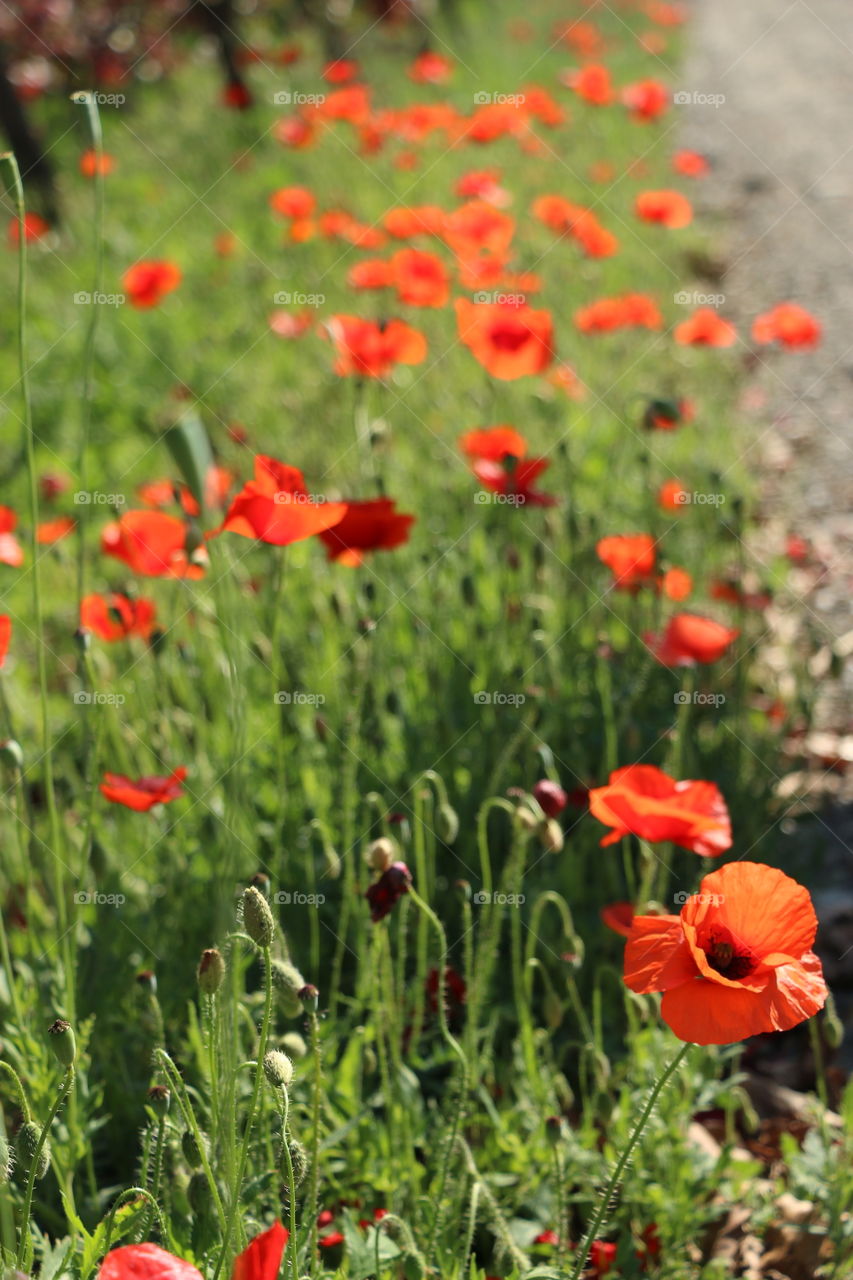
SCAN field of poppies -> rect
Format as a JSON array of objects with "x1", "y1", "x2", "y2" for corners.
[{"x1": 0, "y1": 1, "x2": 847, "y2": 1278}]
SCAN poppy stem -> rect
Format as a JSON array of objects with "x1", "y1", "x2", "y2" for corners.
[
  {"x1": 568, "y1": 1041, "x2": 691, "y2": 1280},
  {"x1": 304, "y1": 1006, "x2": 323, "y2": 1270},
  {"x1": 15, "y1": 1066, "x2": 75, "y2": 1271}
]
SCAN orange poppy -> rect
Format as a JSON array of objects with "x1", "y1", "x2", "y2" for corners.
[
  {"x1": 659, "y1": 566, "x2": 693, "y2": 601},
  {"x1": 621, "y1": 79, "x2": 669, "y2": 121},
  {"x1": 101, "y1": 511, "x2": 207, "y2": 579},
  {"x1": 575, "y1": 293, "x2": 662, "y2": 333},
  {"x1": 36, "y1": 516, "x2": 76, "y2": 544},
  {"x1": 0, "y1": 615, "x2": 10, "y2": 667},
  {"x1": 327, "y1": 315, "x2": 428, "y2": 378},
  {"x1": 657, "y1": 479, "x2": 689, "y2": 511},
  {"x1": 521, "y1": 84, "x2": 565, "y2": 127},
  {"x1": 564, "y1": 63, "x2": 613, "y2": 105},
  {"x1": 596, "y1": 534, "x2": 657, "y2": 589},
  {"x1": 646, "y1": 612, "x2": 739, "y2": 665},
  {"x1": 8, "y1": 212, "x2": 50, "y2": 245},
  {"x1": 459, "y1": 425, "x2": 528, "y2": 462},
  {"x1": 347, "y1": 259, "x2": 395, "y2": 290},
  {"x1": 80, "y1": 592, "x2": 157, "y2": 642},
  {"x1": 123, "y1": 260, "x2": 182, "y2": 309},
  {"x1": 218, "y1": 456, "x2": 347, "y2": 547},
  {"x1": 408, "y1": 51, "x2": 453, "y2": 84},
  {"x1": 589, "y1": 764, "x2": 732, "y2": 856},
  {"x1": 383, "y1": 205, "x2": 447, "y2": 239},
  {"x1": 315, "y1": 85, "x2": 371, "y2": 125},
  {"x1": 455, "y1": 251, "x2": 507, "y2": 291},
  {"x1": 751, "y1": 303, "x2": 822, "y2": 349},
  {"x1": 455, "y1": 298, "x2": 553, "y2": 380},
  {"x1": 390, "y1": 249, "x2": 449, "y2": 307},
  {"x1": 674, "y1": 309, "x2": 737, "y2": 347},
  {"x1": 454, "y1": 169, "x2": 510, "y2": 207},
  {"x1": 100, "y1": 767, "x2": 187, "y2": 812},
  {"x1": 269, "y1": 186, "x2": 315, "y2": 219},
  {"x1": 322, "y1": 58, "x2": 360, "y2": 84},
  {"x1": 0, "y1": 507, "x2": 24, "y2": 567},
  {"x1": 80, "y1": 149, "x2": 115, "y2": 177},
  {"x1": 443, "y1": 201, "x2": 515, "y2": 257},
  {"x1": 624, "y1": 861, "x2": 827, "y2": 1044},
  {"x1": 635, "y1": 189, "x2": 692, "y2": 228},
  {"x1": 318, "y1": 499, "x2": 414, "y2": 566},
  {"x1": 672, "y1": 149, "x2": 709, "y2": 177},
  {"x1": 601, "y1": 901, "x2": 635, "y2": 938}
]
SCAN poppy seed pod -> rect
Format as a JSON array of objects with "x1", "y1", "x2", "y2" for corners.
[
  {"x1": 0, "y1": 739, "x2": 23, "y2": 770},
  {"x1": 545, "y1": 1115, "x2": 564, "y2": 1146},
  {"x1": 47, "y1": 1019, "x2": 76, "y2": 1067},
  {"x1": 197, "y1": 947, "x2": 226, "y2": 995},
  {"x1": 242, "y1": 886, "x2": 276, "y2": 947},
  {"x1": 365, "y1": 837, "x2": 395, "y2": 872},
  {"x1": 16, "y1": 1121, "x2": 50, "y2": 1180},
  {"x1": 263, "y1": 1049, "x2": 294, "y2": 1089},
  {"x1": 299, "y1": 984, "x2": 319, "y2": 1014},
  {"x1": 539, "y1": 818, "x2": 564, "y2": 853},
  {"x1": 147, "y1": 1085, "x2": 170, "y2": 1118},
  {"x1": 271, "y1": 959, "x2": 307, "y2": 1017}
]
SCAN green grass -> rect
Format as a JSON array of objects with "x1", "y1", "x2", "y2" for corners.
[{"x1": 0, "y1": 2, "x2": 845, "y2": 1278}]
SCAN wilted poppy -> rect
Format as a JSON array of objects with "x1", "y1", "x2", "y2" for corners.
[
  {"x1": 218, "y1": 456, "x2": 347, "y2": 547},
  {"x1": 318, "y1": 498, "x2": 414, "y2": 566},
  {"x1": 624, "y1": 861, "x2": 827, "y2": 1044},
  {"x1": 123, "y1": 260, "x2": 182, "y2": 309},
  {"x1": 390, "y1": 248, "x2": 449, "y2": 307},
  {"x1": 674, "y1": 309, "x2": 737, "y2": 347},
  {"x1": 456, "y1": 298, "x2": 553, "y2": 380},
  {"x1": 101, "y1": 511, "x2": 206, "y2": 579},
  {"x1": 751, "y1": 303, "x2": 822, "y2": 349},
  {"x1": 366, "y1": 861, "x2": 412, "y2": 922},
  {"x1": 588, "y1": 764, "x2": 732, "y2": 856},
  {"x1": 81, "y1": 592, "x2": 157, "y2": 642},
  {"x1": 646, "y1": 613, "x2": 739, "y2": 665},
  {"x1": 100, "y1": 767, "x2": 187, "y2": 812},
  {"x1": 635, "y1": 189, "x2": 692, "y2": 228},
  {"x1": 233, "y1": 1223, "x2": 290, "y2": 1280},
  {"x1": 596, "y1": 534, "x2": 657, "y2": 589},
  {"x1": 327, "y1": 315, "x2": 427, "y2": 378}
]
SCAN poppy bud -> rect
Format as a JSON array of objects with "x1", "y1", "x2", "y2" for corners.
[
  {"x1": 0, "y1": 739, "x2": 23, "y2": 770},
  {"x1": 539, "y1": 818, "x2": 564, "y2": 853},
  {"x1": 182, "y1": 1128, "x2": 208, "y2": 1168},
  {"x1": 823, "y1": 992, "x2": 843, "y2": 1050},
  {"x1": 0, "y1": 1128, "x2": 11, "y2": 1183},
  {"x1": 74, "y1": 627, "x2": 92, "y2": 654},
  {"x1": 47, "y1": 1019, "x2": 76, "y2": 1068},
  {"x1": 250, "y1": 871, "x2": 271, "y2": 898},
  {"x1": 436, "y1": 803, "x2": 459, "y2": 843},
  {"x1": 242, "y1": 886, "x2": 276, "y2": 948},
  {"x1": 281, "y1": 1032, "x2": 308, "y2": 1059},
  {"x1": 455, "y1": 879, "x2": 472, "y2": 902},
  {"x1": 187, "y1": 1169, "x2": 212, "y2": 1217},
  {"x1": 545, "y1": 1115, "x2": 564, "y2": 1146},
  {"x1": 532, "y1": 779, "x2": 568, "y2": 817},
  {"x1": 286, "y1": 1136, "x2": 308, "y2": 1187},
  {"x1": 543, "y1": 991, "x2": 562, "y2": 1028},
  {"x1": 136, "y1": 969, "x2": 157, "y2": 995},
  {"x1": 147, "y1": 1084, "x2": 170, "y2": 1117},
  {"x1": 263, "y1": 1049, "x2": 294, "y2": 1089},
  {"x1": 299, "y1": 983, "x2": 319, "y2": 1013},
  {"x1": 365, "y1": 837, "x2": 395, "y2": 872},
  {"x1": 16, "y1": 1121, "x2": 50, "y2": 1180},
  {"x1": 197, "y1": 947, "x2": 226, "y2": 995},
  {"x1": 271, "y1": 959, "x2": 307, "y2": 1016},
  {"x1": 515, "y1": 803, "x2": 538, "y2": 832}
]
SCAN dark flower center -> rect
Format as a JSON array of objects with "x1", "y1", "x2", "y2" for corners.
[{"x1": 702, "y1": 925, "x2": 756, "y2": 980}]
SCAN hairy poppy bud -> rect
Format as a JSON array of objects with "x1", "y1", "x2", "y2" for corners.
[
  {"x1": 436, "y1": 803, "x2": 459, "y2": 843},
  {"x1": 187, "y1": 1169, "x2": 211, "y2": 1216},
  {"x1": 242, "y1": 886, "x2": 275, "y2": 948},
  {"x1": 147, "y1": 1085, "x2": 170, "y2": 1117},
  {"x1": 250, "y1": 871, "x2": 271, "y2": 899},
  {"x1": 16, "y1": 1121, "x2": 49, "y2": 1180},
  {"x1": 365, "y1": 837, "x2": 395, "y2": 872},
  {"x1": 299, "y1": 984, "x2": 319, "y2": 1014},
  {"x1": 0, "y1": 1128, "x2": 11, "y2": 1183},
  {"x1": 0, "y1": 739, "x2": 23, "y2": 770},
  {"x1": 286, "y1": 1137, "x2": 308, "y2": 1187},
  {"x1": 281, "y1": 1032, "x2": 307, "y2": 1059},
  {"x1": 136, "y1": 969, "x2": 157, "y2": 995},
  {"x1": 197, "y1": 947, "x2": 226, "y2": 995},
  {"x1": 455, "y1": 879, "x2": 472, "y2": 902},
  {"x1": 271, "y1": 959, "x2": 306, "y2": 1016},
  {"x1": 47, "y1": 1019, "x2": 76, "y2": 1067},
  {"x1": 539, "y1": 818, "x2": 564, "y2": 853},
  {"x1": 263, "y1": 1049, "x2": 294, "y2": 1089},
  {"x1": 182, "y1": 1128, "x2": 208, "y2": 1168},
  {"x1": 545, "y1": 1115, "x2": 564, "y2": 1146},
  {"x1": 533, "y1": 779, "x2": 568, "y2": 818}
]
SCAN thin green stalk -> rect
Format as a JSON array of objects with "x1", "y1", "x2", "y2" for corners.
[
  {"x1": 304, "y1": 1007, "x2": 323, "y2": 1268},
  {"x1": 16, "y1": 1067, "x2": 75, "y2": 1269},
  {"x1": 155, "y1": 1049, "x2": 227, "y2": 1233}
]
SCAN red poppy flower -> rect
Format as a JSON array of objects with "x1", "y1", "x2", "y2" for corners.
[
  {"x1": 533, "y1": 1229, "x2": 560, "y2": 1246},
  {"x1": 454, "y1": 168, "x2": 510, "y2": 206},
  {"x1": 269, "y1": 309, "x2": 314, "y2": 339},
  {"x1": 366, "y1": 861, "x2": 412, "y2": 922},
  {"x1": 322, "y1": 59, "x2": 360, "y2": 84},
  {"x1": 459, "y1": 425, "x2": 528, "y2": 462},
  {"x1": 0, "y1": 615, "x2": 10, "y2": 668},
  {"x1": 101, "y1": 511, "x2": 206, "y2": 579},
  {"x1": 408, "y1": 51, "x2": 453, "y2": 83},
  {"x1": 456, "y1": 298, "x2": 553, "y2": 380},
  {"x1": 751, "y1": 302, "x2": 822, "y2": 349},
  {"x1": 443, "y1": 201, "x2": 515, "y2": 257},
  {"x1": 274, "y1": 115, "x2": 316, "y2": 149},
  {"x1": 659, "y1": 566, "x2": 693, "y2": 601},
  {"x1": 455, "y1": 250, "x2": 508, "y2": 291},
  {"x1": 383, "y1": 205, "x2": 447, "y2": 239},
  {"x1": 572, "y1": 213, "x2": 619, "y2": 258},
  {"x1": 269, "y1": 186, "x2": 316, "y2": 219},
  {"x1": 0, "y1": 507, "x2": 24, "y2": 567},
  {"x1": 672, "y1": 149, "x2": 709, "y2": 177},
  {"x1": 601, "y1": 901, "x2": 635, "y2": 938},
  {"x1": 575, "y1": 293, "x2": 662, "y2": 333},
  {"x1": 564, "y1": 63, "x2": 613, "y2": 105},
  {"x1": 635, "y1": 189, "x2": 692, "y2": 228},
  {"x1": 319, "y1": 1232, "x2": 345, "y2": 1249},
  {"x1": 547, "y1": 364, "x2": 586, "y2": 399},
  {"x1": 100, "y1": 767, "x2": 187, "y2": 812},
  {"x1": 8, "y1": 212, "x2": 50, "y2": 245},
  {"x1": 532, "y1": 194, "x2": 583, "y2": 232},
  {"x1": 81, "y1": 592, "x2": 157, "y2": 642},
  {"x1": 80, "y1": 149, "x2": 115, "y2": 177},
  {"x1": 98, "y1": 1244, "x2": 203, "y2": 1280},
  {"x1": 36, "y1": 516, "x2": 76, "y2": 544},
  {"x1": 521, "y1": 84, "x2": 565, "y2": 127},
  {"x1": 463, "y1": 102, "x2": 528, "y2": 144},
  {"x1": 657, "y1": 479, "x2": 689, "y2": 511},
  {"x1": 646, "y1": 612, "x2": 739, "y2": 665},
  {"x1": 327, "y1": 315, "x2": 427, "y2": 378},
  {"x1": 624, "y1": 861, "x2": 827, "y2": 1045},
  {"x1": 347, "y1": 259, "x2": 395, "y2": 290},
  {"x1": 588, "y1": 764, "x2": 732, "y2": 856},
  {"x1": 589, "y1": 1241, "x2": 617, "y2": 1277},
  {"x1": 122, "y1": 260, "x2": 182, "y2": 309},
  {"x1": 390, "y1": 248, "x2": 449, "y2": 307},
  {"x1": 596, "y1": 534, "x2": 657, "y2": 589},
  {"x1": 622, "y1": 78, "x2": 669, "y2": 121},
  {"x1": 223, "y1": 80, "x2": 253, "y2": 110},
  {"x1": 233, "y1": 1223, "x2": 290, "y2": 1280},
  {"x1": 316, "y1": 84, "x2": 371, "y2": 124},
  {"x1": 318, "y1": 498, "x2": 414, "y2": 566},
  {"x1": 473, "y1": 456, "x2": 557, "y2": 507},
  {"x1": 218, "y1": 456, "x2": 347, "y2": 547},
  {"x1": 674, "y1": 309, "x2": 737, "y2": 347},
  {"x1": 643, "y1": 396, "x2": 693, "y2": 429}
]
